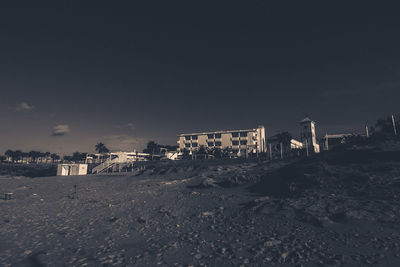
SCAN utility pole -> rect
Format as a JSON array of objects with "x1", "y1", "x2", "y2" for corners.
[
  {"x1": 269, "y1": 143, "x2": 272, "y2": 160},
  {"x1": 305, "y1": 139, "x2": 309, "y2": 157},
  {"x1": 256, "y1": 143, "x2": 259, "y2": 160},
  {"x1": 392, "y1": 115, "x2": 397, "y2": 136},
  {"x1": 280, "y1": 142, "x2": 283, "y2": 159},
  {"x1": 325, "y1": 134, "x2": 329, "y2": 151}
]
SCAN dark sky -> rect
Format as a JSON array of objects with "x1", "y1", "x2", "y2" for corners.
[{"x1": 1, "y1": 1, "x2": 400, "y2": 155}]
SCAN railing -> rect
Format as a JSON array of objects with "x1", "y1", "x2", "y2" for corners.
[{"x1": 91, "y1": 156, "x2": 120, "y2": 174}]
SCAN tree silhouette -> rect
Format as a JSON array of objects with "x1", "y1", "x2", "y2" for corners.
[
  {"x1": 14, "y1": 150, "x2": 22, "y2": 162},
  {"x1": 143, "y1": 141, "x2": 160, "y2": 154},
  {"x1": 209, "y1": 147, "x2": 223, "y2": 159},
  {"x1": 95, "y1": 143, "x2": 110, "y2": 154},
  {"x1": 71, "y1": 152, "x2": 87, "y2": 163},
  {"x1": 5, "y1": 150, "x2": 13, "y2": 162},
  {"x1": 50, "y1": 153, "x2": 60, "y2": 163},
  {"x1": 274, "y1": 132, "x2": 292, "y2": 146}
]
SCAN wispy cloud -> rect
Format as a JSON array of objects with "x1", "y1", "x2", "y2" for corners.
[
  {"x1": 116, "y1": 122, "x2": 136, "y2": 132},
  {"x1": 102, "y1": 134, "x2": 147, "y2": 151},
  {"x1": 51, "y1": 125, "x2": 70, "y2": 136},
  {"x1": 126, "y1": 123, "x2": 136, "y2": 131},
  {"x1": 16, "y1": 102, "x2": 35, "y2": 111}
]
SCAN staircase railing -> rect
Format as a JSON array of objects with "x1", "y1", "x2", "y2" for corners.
[{"x1": 91, "y1": 156, "x2": 119, "y2": 174}]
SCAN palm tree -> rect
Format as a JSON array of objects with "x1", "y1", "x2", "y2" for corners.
[
  {"x1": 222, "y1": 147, "x2": 233, "y2": 158},
  {"x1": 71, "y1": 152, "x2": 87, "y2": 163},
  {"x1": 95, "y1": 142, "x2": 109, "y2": 162},
  {"x1": 181, "y1": 148, "x2": 190, "y2": 160},
  {"x1": 28, "y1": 151, "x2": 35, "y2": 163},
  {"x1": 5, "y1": 149, "x2": 14, "y2": 162},
  {"x1": 44, "y1": 152, "x2": 51, "y2": 163},
  {"x1": 14, "y1": 150, "x2": 22, "y2": 163},
  {"x1": 210, "y1": 147, "x2": 223, "y2": 159},
  {"x1": 50, "y1": 153, "x2": 60, "y2": 163},
  {"x1": 143, "y1": 141, "x2": 160, "y2": 154},
  {"x1": 95, "y1": 142, "x2": 110, "y2": 153},
  {"x1": 21, "y1": 152, "x2": 29, "y2": 163},
  {"x1": 275, "y1": 132, "x2": 292, "y2": 146},
  {"x1": 28, "y1": 150, "x2": 41, "y2": 163}
]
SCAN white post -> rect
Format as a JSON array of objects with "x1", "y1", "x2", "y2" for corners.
[
  {"x1": 109, "y1": 154, "x2": 111, "y2": 173},
  {"x1": 392, "y1": 115, "x2": 397, "y2": 135},
  {"x1": 325, "y1": 134, "x2": 329, "y2": 151}
]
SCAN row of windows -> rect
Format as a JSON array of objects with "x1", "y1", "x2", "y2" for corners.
[
  {"x1": 185, "y1": 143, "x2": 199, "y2": 148},
  {"x1": 207, "y1": 141, "x2": 222, "y2": 146},
  {"x1": 185, "y1": 135, "x2": 197, "y2": 140},
  {"x1": 231, "y1": 140, "x2": 247, "y2": 146},
  {"x1": 185, "y1": 140, "x2": 250, "y2": 148},
  {"x1": 185, "y1": 141, "x2": 224, "y2": 148},
  {"x1": 184, "y1": 132, "x2": 248, "y2": 141},
  {"x1": 231, "y1": 132, "x2": 248, "y2": 138},
  {"x1": 207, "y1": 133, "x2": 222, "y2": 139},
  {"x1": 185, "y1": 134, "x2": 223, "y2": 140}
]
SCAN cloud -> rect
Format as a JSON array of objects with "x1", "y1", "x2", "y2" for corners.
[
  {"x1": 16, "y1": 102, "x2": 35, "y2": 111},
  {"x1": 116, "y1": 122, "x2": 136, "y2": 132},
  {"x1": 51, "y1": 125, "x2": 70, "y2": 136},
  {"x1": 126, "y1": 123, "x2": 136, "y2": 131},
  {"x1": 102, "y1": 134, "x2": 147, "y2": 152}
]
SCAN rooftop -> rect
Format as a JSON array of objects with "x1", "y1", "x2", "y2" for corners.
[
  {"x1": 300, "y1": 117, "x2": 314, "y2": 123},
  {"x1": 178, "y1": 126, "x2": 264, "y2": 137}
]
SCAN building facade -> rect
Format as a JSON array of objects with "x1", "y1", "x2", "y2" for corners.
[
  {"x1": 300, "y1": 117, "x2": 320, "y2": 153},
  {"x1": 57, "y1": 164, "x2": 88, "y2": 176},
  {"x1": 177, "y1": 126, "x2": 266, "y2": 156}
]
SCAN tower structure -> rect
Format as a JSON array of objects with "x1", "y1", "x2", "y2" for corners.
[{"x1": 300, "y1": 117, "x2": 320, "y2": 153}]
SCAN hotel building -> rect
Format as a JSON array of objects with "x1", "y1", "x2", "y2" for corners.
[{"x1": 177, "y1": 126, "x2": 266, "y2": 156}]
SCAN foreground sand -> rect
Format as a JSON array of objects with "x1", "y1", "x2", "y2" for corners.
[{"x1": 1, "y1": 156, "x2": 400, "y2": 266}]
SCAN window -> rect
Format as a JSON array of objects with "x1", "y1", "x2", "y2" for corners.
[
  {"x1": 185, "y1": 136, "x2": 191, "y2": 141},
  {"x1": 240, "y1": 140, "x2": 247, "y2": 145},
  {"x1": 240, "y1": 132, "x2": 247, "y2": 137},
  {"x1": 207, "y1": 142, "x2": 214, "y2": 147},
  {"x1": 207, "y1": 134, "x2": 214, "y2": 139},
  {"x1": 232, "y1": 132, "x2": 239, "y2": 137},
  {"x1": 232, "y1": 149, "x2": 239, "y2": 154},
  {"x1": 232, "y1": 140, "x2": 239, "y2": 146},
  {"x1": 192, "y1": 142, "x2": 198, "y2": 147},
  {"x1": 215, "y1": 133, "x2": 221, "y2": 139},
  {"x1": 192, "y1": 135, "x2": 198, "y2": 140},
  {"x1": 215, "y1": 141, "x2": 222, "y2": 146},
  {"x1": 185, "y1": 143, "x2": 190, "y2": 148}
]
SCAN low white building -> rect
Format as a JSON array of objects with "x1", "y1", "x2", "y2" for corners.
[{"x1": 57, "y1": 164, "x2": 88, "y2": 176}]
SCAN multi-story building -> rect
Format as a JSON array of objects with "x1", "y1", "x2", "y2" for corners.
[{"x1": 177, "y1": 126, "x2": 266, "y2": 156}]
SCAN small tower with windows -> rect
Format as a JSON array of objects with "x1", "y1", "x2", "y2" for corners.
[{"x1": 300, "y1": 117, "x2": 320, "y2": 153}]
